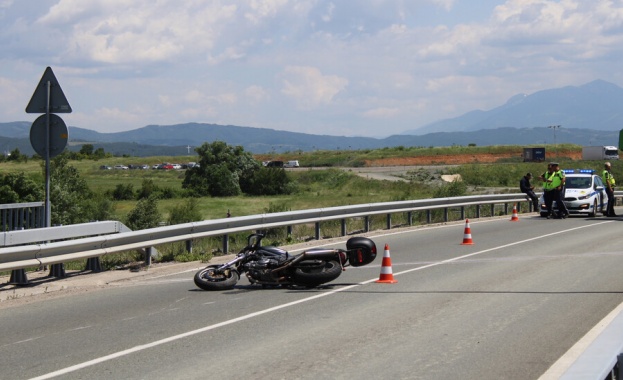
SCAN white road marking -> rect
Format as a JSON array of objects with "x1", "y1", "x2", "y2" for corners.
[{"x1": 29, "y1": 220, "x2": 613, "y2": 380}]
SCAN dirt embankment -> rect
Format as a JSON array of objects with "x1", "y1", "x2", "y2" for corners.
[{"x1": 366, "y1": 152, "x2": 582, "y2": 166}]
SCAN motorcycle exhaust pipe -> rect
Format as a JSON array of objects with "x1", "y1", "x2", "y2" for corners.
[{"x1": 272, "y1": 248, "x2": 342, "y2": 273}]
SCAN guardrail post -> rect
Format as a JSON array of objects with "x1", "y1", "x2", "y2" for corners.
[
  {"x1": 460, "y1": 206, "x2": 465, "y2": 220},
  {"x1": 504, "y1": 203, "x2": 509, "y2": 215},
  {"x1": 427, "y1": 210, "x2": 431, "y2": 224},
  {"x1": 386, "y1": 214, "x2": 391, "y2": 230},
  {"x1": 186, "y1": 239, "x2": 193, "y2": 253},
  {"x1": 444, "y1": 208, "x2": 448, "y2": 222},
  {"x1": 476, "y1": 204, "x2": 481, "y2": 218},
  {"x1": 49, "y1": 263, "x2": 66, "y2": 278},
  {"x1": 341, "y1": 219, "x2": 346, "y2": 236},
  {"x1": 315, "y1": 222, "x2": 320, "y2": 240},
  {"x1": 490, "y1": 204, "x2": 495, "y2": 216},
  {"x1": 9, "y1": 269, "x2": 29, "y2": 286},
  {"x1": 145, "y1": 247, "x2": 153, "y2": 266},
  {"x1": 365, "y1": 216, "x2": 370, "y2": 232},
  {"x1": 287, "y1": 225, "x2": 292, "y2": 237},
  {"x1": 407, "y1": 211, "x2": 413, "y2": 226},
  {"x1": 222, "y1": 235, "x2": 229, "y2": 254},
  {"x1": 85, "y1": 257, "x2": 102, "y2": 272}
]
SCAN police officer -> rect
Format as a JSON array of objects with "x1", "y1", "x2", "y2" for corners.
[
  {"x1": 602, "y1": 162, "x2": 616, "y2": 217},
  {"x1": 552, "y1": 163, "x2": 569, "y2": 218},
  {"x1": 539, "y1": 164, "x2": 556, "y2": 218}
]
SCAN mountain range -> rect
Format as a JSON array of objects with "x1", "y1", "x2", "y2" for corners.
[{"x1": 1, "y1": 79, "x2": 621, "y2": 156}]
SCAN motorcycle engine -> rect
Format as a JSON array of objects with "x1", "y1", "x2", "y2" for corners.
[{"x1": 245, "y1": 247, "x2": 289, "y2": 283}]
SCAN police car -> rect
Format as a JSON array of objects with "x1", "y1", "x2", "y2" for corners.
[{"x1": 539, "y1": 169, "x2": 608, "y2": 217}]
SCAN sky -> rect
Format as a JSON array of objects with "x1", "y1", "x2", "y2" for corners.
[{"x1": 2, "y1": 0, "x2": 623, "y2": 138}]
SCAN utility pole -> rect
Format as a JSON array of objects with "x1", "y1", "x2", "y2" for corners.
[{"x1": 548, "y1": 125, "x2": 561, "y2": 157}]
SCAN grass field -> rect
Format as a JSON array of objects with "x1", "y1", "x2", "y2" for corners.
[
  {"x1": 2, "y1": 143, "x2": 617, "y2": 224},
  {"x1": 4, "y1": 143, "x2": 621, "y2": 269}
]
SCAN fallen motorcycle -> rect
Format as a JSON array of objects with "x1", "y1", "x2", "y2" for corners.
[{"x1": 194, "y1": 233, "x2": 377, "y2": 290}]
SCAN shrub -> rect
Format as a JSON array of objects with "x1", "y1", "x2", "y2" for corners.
[
  {"x1": 125, "y1": 196, "x2": 162, "y2": 230},
  {"x1": 167, "y1": 198, "x2": 203, "y2": 225}
]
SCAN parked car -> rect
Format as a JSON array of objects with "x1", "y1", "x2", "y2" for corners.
[
  {"x1": 265, "y1": 161, "x2": 284, "y2": 168},
  {"x1": 114, "y1": 165, "x2": 129, "y2": 170},
  {"x1": 99, "y1": 165, "x2": 112, "y2": 170},
  {"x1": 284, "y1": 160, "x2": 300, "y2": 168}
]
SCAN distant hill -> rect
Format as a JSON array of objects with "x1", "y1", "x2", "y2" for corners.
[
  {"x1": 405, "y1": 80, "x2": 623, "y2": 135},
  {"x1": 0, "y1": 122, "x2": 618, "y2": 157},
  {"x1": 1, "y1": 79, "x2": 621, "y2": 156}
]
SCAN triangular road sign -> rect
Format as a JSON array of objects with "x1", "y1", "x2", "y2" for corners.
[{"x1": 25, "y1": 66, "x2": 72, "y2": 114}]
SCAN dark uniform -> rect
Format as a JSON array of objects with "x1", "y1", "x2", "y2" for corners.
[
  {"x1": 603, "y1": 162, "x2": 616, "y2": 217},
  {"x1": 520, "y1": 173, "x2": 539, "y2": 211},
  {"x1": 540, "y1": 165, "x2": 556, "y2": 218}
]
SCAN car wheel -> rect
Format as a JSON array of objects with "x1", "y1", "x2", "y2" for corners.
[{"x1": 589, "y1": 199, "x2": 597, "y2": 217}]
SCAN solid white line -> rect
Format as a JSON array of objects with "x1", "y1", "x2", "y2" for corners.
[
  {"x1": 29, "y1": 220, "x2": 612, "y2": 380},
  {"x1": 29, "y1": 283, "x2": 361, "y2": 380},
  {"x1": 538, "y1": 301, "x2": 623, "y2": 379}
]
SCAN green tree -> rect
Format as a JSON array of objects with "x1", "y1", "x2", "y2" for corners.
[
  {"x1": 49, "y1": 153, "x2": 114, "y2": 225},
  {"x1": 125, "y1": 196, "x2": 162, "y2": 230},
  {"x1": 182, "y1": 141, "x2": 260, "y2": 197},
  {"x1": 93, "y1": 147, "x2": 106, "y2": 159},
  {"x1": 112, "y1": 183, "x2": 135, "y2": 200},
  {"x1": 79, "y1": 144, "x2": 94, "y2": 156},
  {"x1": 0, "y1": 172, "x2": 43, "y2": 203},
  {"x1": 137, "y1": 179, "x2": 158, "y2": 199},
  {"x1": 7, "y1": 148, "x2": 26, "y2": 163},
  {"x1": 245, "y1": 166, "x2": 295, "y2": 195}
]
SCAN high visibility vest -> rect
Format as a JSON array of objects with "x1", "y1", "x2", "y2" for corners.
[
  {"x1": 550, "y1": 171, "x2": 562, "y2": 189},
  {"x1": 543, "y1": 172, "x2": 557, "y2": 190},
  {"x1": 603, "y1": 170, "x2": 616, "y2": 186}
]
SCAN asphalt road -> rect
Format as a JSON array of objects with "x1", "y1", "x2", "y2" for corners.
[{"x1": 2, "y1": 213, "x2": 623, "y2": 379}]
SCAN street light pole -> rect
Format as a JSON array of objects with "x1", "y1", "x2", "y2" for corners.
[{"x1": 548, "y1": 125, "x2": 561, "y2": 157}]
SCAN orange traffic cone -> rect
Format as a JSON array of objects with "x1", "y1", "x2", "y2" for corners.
[
  {"x1": 510, "y1": 203, "x2": 519, "y2": 222},
  {"x1": 375, "y1": 244, "x2": 397, "y2": 284},
  {"x1": 461, "y1": 219, "x2": 474, "y2": 245}
]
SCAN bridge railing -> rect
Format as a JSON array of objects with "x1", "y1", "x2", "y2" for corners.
[{"x1": 0, "y1": 202, "x2": 44, "y2": 231}]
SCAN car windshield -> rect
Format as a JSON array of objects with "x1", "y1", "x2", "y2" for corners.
[{"x1": 566, "y1": 177, "x2": 592, "y2": 189}]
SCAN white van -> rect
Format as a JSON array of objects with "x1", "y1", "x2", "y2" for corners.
[{"x1": 284, "y1": 160, "x2": 300, "y2": 168}]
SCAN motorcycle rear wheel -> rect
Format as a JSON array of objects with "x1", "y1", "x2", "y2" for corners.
[
  {"x1": 292, "y1": 260, "x2": 342, "y2": 287},
  {"x1": 194, "y1": 265, "x2": 239, "y2": 291}
]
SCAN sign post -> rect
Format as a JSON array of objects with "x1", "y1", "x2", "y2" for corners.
[{"x1": 25, "y1": 67, "x2": 72, "y2": 228}]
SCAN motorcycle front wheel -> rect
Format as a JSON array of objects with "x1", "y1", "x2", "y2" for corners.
[
  {"x1": 194, "y1": 265, "x2": 239, "y2": 291},
  {"x1": 291, "y1": 260, "x2": 342, "y2": 287}
]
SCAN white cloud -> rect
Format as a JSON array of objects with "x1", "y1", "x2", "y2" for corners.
[
  {"x1": 363, "y1": 107, "x2": 400, "y2": 118},
  {"x1": 280, "y1": 66, "x2": 348, "y2": 109},
  {"x1": 3, "y1": 1, "x2": 623, "y2": 137}
]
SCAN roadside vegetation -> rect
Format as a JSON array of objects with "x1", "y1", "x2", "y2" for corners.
[{"x1": 2, "y1": 142, "x2": 619, "y2": 271}]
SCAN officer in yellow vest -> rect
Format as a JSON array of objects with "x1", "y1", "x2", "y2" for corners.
[
  {"x1": 603, "y1": 162, "x2": 616, "y2": 217},
  {"x1": 539, "y1": 163, "x2": 556, "y2": 218}
]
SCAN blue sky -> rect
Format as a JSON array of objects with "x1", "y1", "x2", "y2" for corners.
[{"x1": 2, "y1": 0, "x2": 623, "y2": 137}]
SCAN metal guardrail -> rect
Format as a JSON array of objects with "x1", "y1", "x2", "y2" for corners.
[{"x1": 0, "y1": 193, "x2": 529, "y2": 274}]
